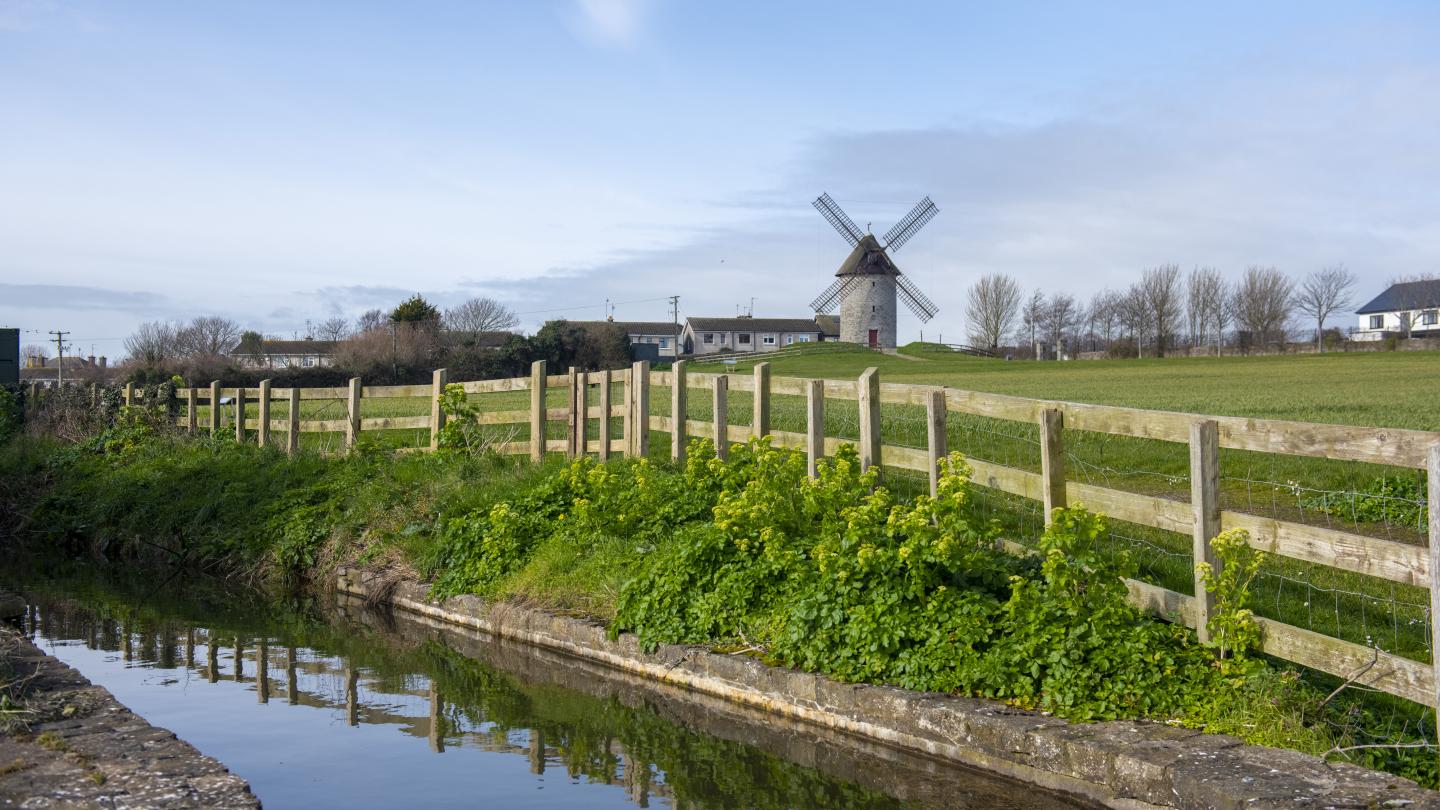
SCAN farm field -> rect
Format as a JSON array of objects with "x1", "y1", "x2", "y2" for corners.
[{"x1": 692, "y1": 344, "x2": 1440, "y2": 431}]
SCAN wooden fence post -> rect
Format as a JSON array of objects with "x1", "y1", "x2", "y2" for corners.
[
  {"x1": 257, "y1": 380, "x2": 272, "y2": 448},
  {"x1": 124, "y1": 382, "x2": 135, "y2": 408},
  {"x1": 713, "y1": 373, "x2": 729, "y2": 461},
  {"x1": 1428, "y1": 442, "x2": 1440, "y2": 744},
  {"x1": 90, "y1": 382, "x2": 100, "y2": 409},
  {"x1": 430, "y1": 368, "x2": 447, "y2": 452},
  {"x1": 1039, "y1": 408, "x2": 1067, "y2": 523},
  {"x1": 286, "y1": 387, "x2": 300, "y2": 456},
  {"x1": 926, "y1": 389, "x2": 947, "y2": 498},
  {"x1": 235, "y1": 386, "x2": 247, "y2": 443},
  {"x1": 577, "y1": 370, "x2": 589, "y2": 457},
  {"x1": 753, "y1": 362, "x2": 770, "y2": 439},
  {"x1": 857, "y1": 367, "x2": 881, "y2": 472},
  {"x1": 566, "y1": 367, "x2": 578, "y2": 459},
  {"x1": 671, "y1": 359, "x2": 688, "y2": 464},
  {"x1": 1190, "y1": 419, "x2": 1221, "y2": 644},
  {"x1": 186, "y1": 388, "x2": 197, "y2": 433},
  {"x1": 530, "y1": 360, "x2": 546, "y2": 462},
  {"x1": 209, "y1": 381, "x2": 221, "y2": 435},
  {"x1": 346, "y1": 377, "x2": 361, "y2": 451},
  {"x1": 806, "y1": 379, "x2": 824, "y2": 478},
  {"x1": 632, "y1": 361, "x2": 650, "y2": 458},
  {"x1": 622, "y1": 367, "x2": 633, "y2": 457},
  {"x1": 598, "y1": 369, "x2": 612, "y2": 461}
]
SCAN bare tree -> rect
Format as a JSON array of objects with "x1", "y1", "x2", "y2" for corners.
[
  {"x1": 1117, "y1": 284, "x2": 1150, "y2": 358},
  {"x1": 1043, "y1": 294, "x2": 1078, "y2": 358},
  {"x1": 1383, "y1": 273, "x2": 1440, "y2": 338},
  {"x1": 1019, "y1": 290, "x2": 1047, "y2": 359},
  {"x1": 964, "y1": 273, "x2": 1023, "y2": 351},
  {"x1": 1295, "y1": 265, "x2": 1357, "y2": 351},
  {"x1": 315, "y1": 317, "x2": 351, "y2": 342},
  {"x1": 175, "y1": 316, "x2": 242, "y2": 358},
  {"x1": 1186, "y1": 266, "x2": 1227, "y2": 354},
  {"x1": 1087, "y1": 290, "x2": 1120, "y2": 352},
  {"x1": 1212, "y1": 280, "x2": 1235, "y2": 353},
  {"x1": 1140, "y1": 264, "x2": 1184, "y2": 357},
  {"x1": 1232, "y1": 266, "x2": 1295, "y2": 352},
  {"x1": 124, "y1": 321, "x2": 180, "y2": 367},
  {"x1": 444, "y1": 296, "x2": 520, "y2": 340},
  {"x1": 20, "y1": 344, "x2": 49, "y2": 366},
  {"x1": 356, "y1": 309, "x2": 388, "y2": 334}
]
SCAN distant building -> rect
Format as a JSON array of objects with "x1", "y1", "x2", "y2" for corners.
[
  {"x1": 814, "y1": 314, "x2": 841, "y2": 342},
  {"x1": 566, "y1": 321, "x2": 681, "y2": 361},
  {"x1": 229, "y1": 338, "x2": 337, "y2": 369},
  {"x1": 0, "y1": 329, "x2": 16, "y2": 386},
  {"x1": 19, "y1": 354, "x2": 111, "y2": 385},
  {"x1": 681, "y1": 317, "x2": 824, "y2": 356},
  {"x1": 1354, "y1": 279, "x2": 1440, "y2": 340}
]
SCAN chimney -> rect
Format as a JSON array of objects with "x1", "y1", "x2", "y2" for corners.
[{"x1": 99, "y1": 356, "x2": 107, "y2": 369}]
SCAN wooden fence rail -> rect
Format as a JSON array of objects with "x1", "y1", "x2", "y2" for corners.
[{"x1": 116, "y1": 361, "x2": 1440, "y2": 721}]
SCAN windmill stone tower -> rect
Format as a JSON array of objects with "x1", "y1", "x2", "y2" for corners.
[{"x1": 810, "y1": 194, "x2": 939, "y2": 349}]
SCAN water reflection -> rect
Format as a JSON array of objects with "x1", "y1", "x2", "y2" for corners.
[{"x1": 13, "y1": 577, "x2": 1089, "y2": 810}]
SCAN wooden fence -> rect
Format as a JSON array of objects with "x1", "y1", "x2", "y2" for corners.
[{"x1": 115, "y1": 359, "x2": 1440, "y2": 720}]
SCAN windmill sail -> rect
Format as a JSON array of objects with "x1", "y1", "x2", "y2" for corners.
[
  {"x1": 810, "y1": 276, "x2": 862, "y2": 313},
  {"x1": 882, "y1": 197, "x2": 938, "y2": 252},
  {"x1": 896, "y1": 274, "x2": 939, "y2": 321},
  {"x1": 813, "y1": 193, "x2": 865, "y2": 247}
]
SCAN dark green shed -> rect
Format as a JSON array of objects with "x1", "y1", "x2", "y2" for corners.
[{"x1": 0, "y1": 328, "x2": 17, "y2": 385}]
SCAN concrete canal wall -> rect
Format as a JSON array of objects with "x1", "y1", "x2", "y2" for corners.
[
  {"x1": 337, "y1": 567, "x2": 1440, "y2": 810},
  {"x1": 0, "y1": 628, "x2": 257, "y2": 808}
]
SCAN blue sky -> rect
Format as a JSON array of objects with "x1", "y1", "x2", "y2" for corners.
[{"x1": 3, "y1": 1, "x2": 1438, "y2": 356}]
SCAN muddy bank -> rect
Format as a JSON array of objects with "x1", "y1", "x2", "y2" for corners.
[{"x1": 0, "y1": 624, "x2": 257, "y2": 809}]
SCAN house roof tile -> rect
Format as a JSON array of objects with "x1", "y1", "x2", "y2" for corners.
[
  {"x1": 687, "y1": 317, "x2": 822, "y2": 333},
  {"x1": 1357, "y1": 280, "x2": 1440, "y2": 314}
]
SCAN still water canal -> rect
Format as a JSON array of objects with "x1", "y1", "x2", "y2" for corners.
[{"x1": 9, "y1": 571, "x2": 1090, "y2": 809}]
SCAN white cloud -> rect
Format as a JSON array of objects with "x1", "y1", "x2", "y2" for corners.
[{"x1": 565, "y1": 0, "x2": 652, "y2": 48}]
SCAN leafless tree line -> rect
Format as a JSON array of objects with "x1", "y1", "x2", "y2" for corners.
[
  {"x1": 119, "y1": 296, "x2": 521, "y2": 372},
  {"x1": 964, "y1": 265, "x2": 1384, "y2": 359}
]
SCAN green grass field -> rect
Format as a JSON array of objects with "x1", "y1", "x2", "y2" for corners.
[{"x1": 693, "y1": 343, "x2": 1440, "y2": 430}]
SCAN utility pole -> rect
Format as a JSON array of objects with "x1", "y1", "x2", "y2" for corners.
[
  {"x1": 668, "y1": 295, "x2": 681, "y2": 359},
  {"x1": 49, "y1": 330, "x2": 70, "y2": 386}
]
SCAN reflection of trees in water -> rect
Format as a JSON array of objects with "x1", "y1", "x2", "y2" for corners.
[{"x1": 16, "y1": 581, "x2": 969, "y2": 810}]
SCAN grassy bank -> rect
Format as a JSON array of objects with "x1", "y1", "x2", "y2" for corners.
[{"x1": 2, "y1": 411, "x2": 1436, "y2": 786}]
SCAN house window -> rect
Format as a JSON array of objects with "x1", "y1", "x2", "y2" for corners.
[
  {"x1": 798, "y1": 335, "x2": 812, "y2": 343},
  {"x1": 785, "y1": 335, "x2": 795, "y2": 346},
  {"x1": 659, "y1": 338, "x2": 669, "y2": 348},
  {"x1": 704, "y1": 333, "x2": 715, "y2": 344},
  {"x1": 303, "y1": 357, "x2": 315, "y2": 368},
  {"x1": 762, "y1": 335, "x2": 776, "y2": 346},
  {"x1": 1425, "y1": 311, "x2": 1438, "y2": 326},
  {"x1": 1370, "y1": 315, "x2": 1384, "y2": 330},
  {"x1": 739, "y1": 334, "x2": 751, "y2": 344}
]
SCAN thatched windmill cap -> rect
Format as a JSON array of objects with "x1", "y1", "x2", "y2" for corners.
[{"x1": 835, "y1": 234, "x2": 900, "y2": 277}]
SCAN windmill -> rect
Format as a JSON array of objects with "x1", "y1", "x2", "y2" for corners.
[{"x1": 809, "y1": 193, "x2": 940, "y2": 349}]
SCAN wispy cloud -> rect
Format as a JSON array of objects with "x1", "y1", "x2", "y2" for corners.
[
  {"x1": 0, "y1": 283, "x2": 167, "y2": 312},
  {"x1": 564, "y1": 0, "x2": 653, "y2": 48}
]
